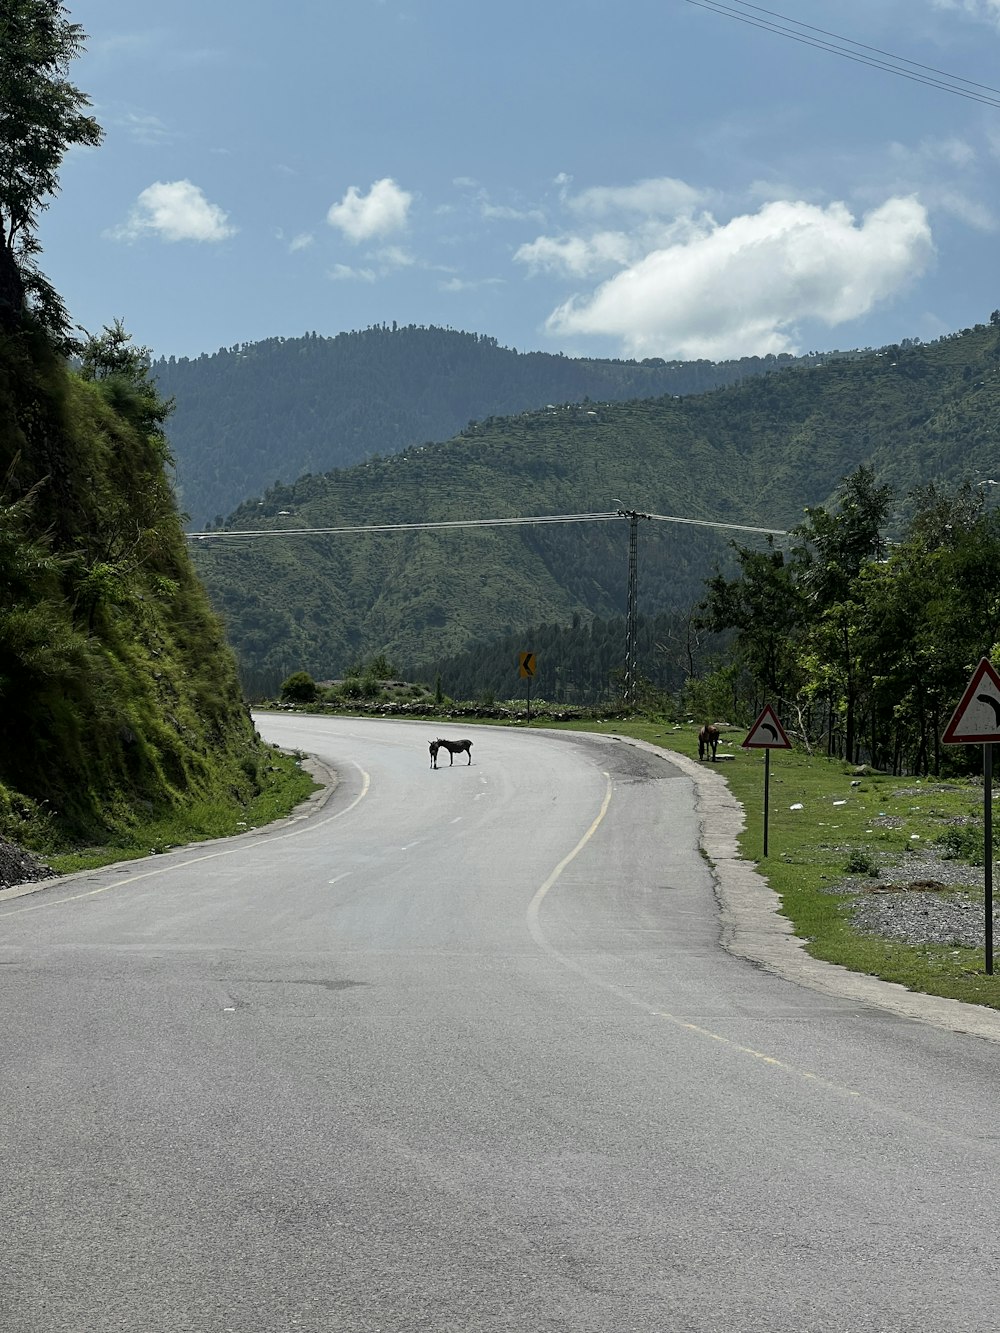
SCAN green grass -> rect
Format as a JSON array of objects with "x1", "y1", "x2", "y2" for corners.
[
  {"x1": 584, "y1": 719, "x2": 1000, "y2": 1009},
  {"x1": 46, "y1": 748, "x2": 318, "y2": 875}
]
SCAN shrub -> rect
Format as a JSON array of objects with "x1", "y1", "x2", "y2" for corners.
[
  {"x1": 844, "y1": 847, "x2": 880, "y2": 877},
  {"x1": 280, "y1": 671, "x2": 318, "y2": 703},
  {"x1": 936, "y1": 823, "x2": 985, "y2": 864}
]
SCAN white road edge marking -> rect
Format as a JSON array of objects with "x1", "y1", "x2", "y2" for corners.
[{"x1": 0, "y1": 764, "x2": 372, "y2": 916}]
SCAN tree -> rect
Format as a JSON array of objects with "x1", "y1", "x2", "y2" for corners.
[
  {"x1": 79, "y1": 319, "x2": 174, "y2": 441},
  {"x1": 700, "y1": 536, "x2": 806, "y2": 710},
  {"x1": 0, "y1": 1, "x2": 102, "y2": 345}
]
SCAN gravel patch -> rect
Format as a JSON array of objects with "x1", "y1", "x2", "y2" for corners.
[
  {"x1": 0, "y1": 839, "x2": 55, "y2": 891},
  {"x1": 830, "y1": 848, "x2": 994, "y2": 949}
]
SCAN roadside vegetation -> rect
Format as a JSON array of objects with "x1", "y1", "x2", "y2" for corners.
[
  {"x1": 43, "y1": 749, "x2": 317, "y2": 875},
  {"x1": 0, "y1": 6, "x2": 316, "y2": 872}
]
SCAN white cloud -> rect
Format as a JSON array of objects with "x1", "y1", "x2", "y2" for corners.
[
  {"x1": 543, "y1": 197, "x2": 934, "y2": 360},
  {"x1": 328, "y1": 263, "x2": 377, "y2": 282},
  {"x1": 289, "y1": 233, "x2": 314, "y2": 253},
  {"x1": 327, "y1": 177, "x2": 412, "y2": 242},
  {"x1": 440, "y1": 276, "x2": 505, "y2": 293},
  {"x1": 110, "y1": 180, "x2": 235, "y2": 243},
  {"x1": 931, "y1": 0, "x2": 1000, "y2": 25},
  {"x1": 568, "y1": 177, "x2": 711, "y2": 218},
  {"x1": 374, "y1": 245, "x2": 415, "y2": 269},
  {"x1": 515, "y1": 231, "x2": 636, "y2": 278}
]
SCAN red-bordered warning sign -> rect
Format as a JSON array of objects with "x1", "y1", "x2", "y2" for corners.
[
  {"x1": 742, "y1": 704, "x2": 792, "y2": 750},
  {"x1": 942, "y1": 658, "x2": 1000, "y2": 744}
]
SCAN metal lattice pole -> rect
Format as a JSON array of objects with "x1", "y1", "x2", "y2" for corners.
[{"x1": 617, "y1": 508, "x2": 649, "y2": 708}]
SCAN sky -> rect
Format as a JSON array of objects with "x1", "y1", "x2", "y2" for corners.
[{"x1": 37, "y1": 0, "x2": 1000, "y2": 364}]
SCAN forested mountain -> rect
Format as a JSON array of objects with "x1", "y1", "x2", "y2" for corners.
[
  {"x1": 191, "y1": 317, "x2": 1000, "y2": 695},
  {"x1": 400, "y1": 611, "x2": 724, "y2": 709},
  {"x1": 152, "y1": 325, "x2": 820, "y2": 529}
]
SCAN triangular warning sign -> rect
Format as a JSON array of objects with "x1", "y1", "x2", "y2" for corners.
[
  {"x1": 942, "y1": 658, "x2": 1000, "y2": 744},
  {"x1": 742, "y1": 704, "x2": 792, "y2": 750}
]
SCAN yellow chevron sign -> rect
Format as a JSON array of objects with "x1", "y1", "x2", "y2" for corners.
[{"x1": 519, "y1": 652, "x2": 536, "y2": 679}]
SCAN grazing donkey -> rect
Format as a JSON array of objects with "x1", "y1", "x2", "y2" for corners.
[
  {"x1": 429, "y1": 738, "x2": 473, "y2": 768},
  {"x1": 698, "y1": 724, "x2": 720, "y2": 761}
]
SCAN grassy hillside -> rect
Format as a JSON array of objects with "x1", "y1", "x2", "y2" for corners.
[
  {"x1": 153, "y1": 325, "x2": 820, "y2": 529},
  {"x1": 0, "y1": 324, "x2": 307, "y2": 851},
  {"x1": 191, "y1": 320, "x2": 1000, "y2": 693}
]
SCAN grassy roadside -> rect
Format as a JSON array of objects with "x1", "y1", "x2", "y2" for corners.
[
  {"x1": 44, "y1": 748, "x2": 319, "y2": 875},
  {"x1": 557, "y1": 717, "x2": 1000, "y2": 1010}
]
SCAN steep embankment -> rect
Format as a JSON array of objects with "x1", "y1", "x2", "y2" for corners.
[{"x1": 0, "y1": 326, "x2": 287, "y2": 848}]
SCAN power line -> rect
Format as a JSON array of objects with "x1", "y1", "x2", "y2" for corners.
[
  {"x1": 185, "y1": 510, "x2": 787, "y2": 541},
  {"x1": 684, "y1": 0, "x2": 1000, "y2": 109}
]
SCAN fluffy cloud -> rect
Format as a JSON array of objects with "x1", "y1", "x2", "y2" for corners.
[
  {"x1": 111, "y1": 180, "x2": 235, "y2": 242},
  {"x1": 542, "y1": 197, "x2": 934, "y2": 360},
  {"x1": 931, "y1": 0, "x2": 1000, "y2": 24},
  {"x1": 568, "y1": 176, "x2": 711, "y2": 218},
  {"x1": 327, "y1": 178, "x2": 412, "y2": 242},
  {"x1": 515, "y1": 231, "x2": 636, "y2": 278}
]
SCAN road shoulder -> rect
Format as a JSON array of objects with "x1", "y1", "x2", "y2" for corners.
[{"x1": 621, "y1": 735, "x2": 1000, "y2": 1043}]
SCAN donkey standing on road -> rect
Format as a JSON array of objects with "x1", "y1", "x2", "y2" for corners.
[{"x1": 429, "y1": 738, "x2": 473, "y2": 768}]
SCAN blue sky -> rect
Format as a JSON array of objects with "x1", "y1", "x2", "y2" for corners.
[{"x1": 39, "y1": 0, "x2": 1000, "y2": 363}]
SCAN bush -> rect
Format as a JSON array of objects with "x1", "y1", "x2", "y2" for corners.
[
  {"x1": 936, "y1": 823, "x2": 985, "y2": 864},
  {"x1": 280, "y1": 670, "x2": 318, "y2": 703},
  {"x1": 844, "y1": 847, "x2": 880, "y2": 877}
]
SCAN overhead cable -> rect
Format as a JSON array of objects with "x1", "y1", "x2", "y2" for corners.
[
  {"x1": 186, "y1": 510, "x2": 787, "y2": 541},
  {"x1": 684, "y1": 0, "x2": 1000, "y2": 108}
]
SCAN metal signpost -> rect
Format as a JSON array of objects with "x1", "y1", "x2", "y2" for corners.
[
  {"x1": 519, "y1": 652, "x2": 536, "y2": 722},
  {"x1": 741, "y1": 704, "x2": 792, "y2": 857},
  {"x1": 941, "y1": 657, "x2": 1000, "y2": 974}
]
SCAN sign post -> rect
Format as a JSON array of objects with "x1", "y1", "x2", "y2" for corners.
[
  {"x1": 741, "y1": 704, "x2": 792, "y2": 857},
  {"x1": 519, "y1": 652, "x2": 536, "y2": 722},
  {"x1": 941, "y1": 657, "x2": 1000, "y2": 974}
]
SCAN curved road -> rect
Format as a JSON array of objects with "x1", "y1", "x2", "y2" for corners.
[{"x1": 2, "y1": 715, "x2": 1000, "y2": 1331}]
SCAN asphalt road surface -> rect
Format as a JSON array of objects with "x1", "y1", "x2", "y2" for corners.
[{"x1": 2, "y1": 714, "x2": 1000, "y2": 1332}]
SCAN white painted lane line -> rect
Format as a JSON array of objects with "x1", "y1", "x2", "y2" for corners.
[{"x1": 0, "y1": 764, "x2": 373, "y2": 916}]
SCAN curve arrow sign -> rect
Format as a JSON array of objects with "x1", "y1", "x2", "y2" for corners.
[
  {"x1": 742, "y1": 705, "x2": 792, "y2": 750},
  {"x1": 943, "y1": 659, "x2": 1000, "y2": 744}
]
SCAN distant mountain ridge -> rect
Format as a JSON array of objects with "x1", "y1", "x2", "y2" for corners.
[
  {"x1": 189, "y1": 318, "x2": 1000, "y2": 693},
  {"x1": 152, "y1": 324, "x2": 821, "y2": 529}
]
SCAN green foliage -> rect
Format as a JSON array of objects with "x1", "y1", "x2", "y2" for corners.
[
  {"x1": 701, "y1": 459, "x2": 1000, "y2": 774},
  {"x1": 0, "y1": 323, "x2": 277, "y2": 848},
  {"x1": 280, "y1": 670, "x2": 318, "y2": 703},
  {"x1": 0, "y1": 0, "x2": 103, "y2": 346},
  {"x1": 935, "y1": 823, "x2": 985, "y2": 864},
  {"x1": 844, "y1": 847, "x2": 880, "y2": 876},
  {"x1": 401, "y1": 610, "x2": 725, "y2": 711}
]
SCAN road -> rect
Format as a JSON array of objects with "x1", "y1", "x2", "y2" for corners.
[{"x1": 2, "y1": 713, "x2": 1000, "y2": 1331}]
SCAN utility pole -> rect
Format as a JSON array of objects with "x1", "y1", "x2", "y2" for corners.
[{"x1": 616, "y1": 507, "x2": 650, "y2": 708}]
